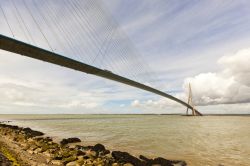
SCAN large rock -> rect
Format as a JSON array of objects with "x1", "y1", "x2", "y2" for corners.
[
  {"x1": 60, "y1": 138, "x2": 81, "y2": 145},
  {"x1": 171, "y1": 160, "x2": 187, "y2": 166},
  {"x1": 92, "y1": 143, "x2": 106, "y2": 152},
  {"x1": 139, "y1": 155, "x2": 187, "y2": 166},
  {"x1": 51, "y1": 160, "x2": 63, "y2": 165},
  {"x1": 112, "y1": 151, "x2": 143, "y2": 166},
  {"x1": 139, "y1": 155, "x2": 150, "y2": 162},
  {"x1": 62, "y1": 156, "x2": 77, "y2": 165},
  {"x1": 33, "y1": 148, "x2": 42, "y2": 154},
  {"x1": 151, "y1": 157, "x2": 174, "y2": 166},
  {"x1": 66, "y1": 161, "x2": 80, "y2": 166},
  {"x1": 22, "y1": 127, "x2": 44, "y2": 137}
]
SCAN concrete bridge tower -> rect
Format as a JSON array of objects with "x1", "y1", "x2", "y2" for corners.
[{"x1": 186, "y1": 83, "x2": 196, "y2": 116}]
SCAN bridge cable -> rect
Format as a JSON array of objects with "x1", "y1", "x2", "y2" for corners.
[
  {"x1": 0, "y1": 3, "x2": 14, "y2": 37},
  {"x1": 57, "y1": 0, "x2": 106, "y2": 64},
  {"x1": 32, "y1": 1, "x2": 74, "y2": 59},
  {"x1": 22, "y1": 0, "x2": 54, "y2": 52},
  {"x1": 94, "y1": 1, "x2": 156, "y2": 84},
  {"x1": 67, "y1": 0, "x2": 113, "y2": 66},
  {"x1": 10, "y1": 0, "x2": 30, "y2": 43},
  {"x1": 67, "y1": 0, "x2": 120, "y2": 72},
  {"x1": 3, "y1": 1, "x2": 160, "y2": 91},
  {"x1": 61, "y1": 0, "x2": 104, "y2": 64},
  {"x1": 40, "y1": 1, "x2": 88, "y2": 63},
  {"x1": 85, "y1": 0, "x2": 144, "y2": 81}
]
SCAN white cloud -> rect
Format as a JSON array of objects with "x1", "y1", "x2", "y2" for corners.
[
  {"x1": 132, "y1": 48, "x2": 250, "y2": 113},
  {"x1": 131, "y1": 100, "x2": 140, "y2": 107},
  {"x1": 0, "y1": 51, "x2": 151, "y2": 114},
  {"x1": 184, "y1": 73, "x2": 236, "y2": 105},
  {"x1": 218, "y1": 48, "x2": 250, "y2": 85},
  {"x1": 184, "y1": 48, "x2": 250, "y2": 105},
  {"x1": 59, "y1": 100, "x2": 99, "y2": 109},
  {"x1": 131, "y1": 97, "x2": 181, "y2": 110}
]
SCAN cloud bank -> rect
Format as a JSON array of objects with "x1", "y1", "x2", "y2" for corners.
[
  {"x1": 132, "y1": 48, "x2": 250, "y2": 111},
  {"x1": 185, "y1": 48, "x2": 250, "y2": 105}
]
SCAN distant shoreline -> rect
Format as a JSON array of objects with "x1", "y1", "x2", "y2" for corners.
[
  {"x1": 1, "y1": 114, "x2": 250, "y2": 122},
  {"x1": 1, "y1": 113, "x2": 250, "y2": 116}
]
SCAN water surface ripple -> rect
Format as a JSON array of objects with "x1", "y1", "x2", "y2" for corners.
[{"x1": 1, "y1": 114, "x2": 250, "y2": 166}]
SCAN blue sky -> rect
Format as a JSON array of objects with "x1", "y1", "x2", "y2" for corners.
[{"x1": 0, "y1": 0, "x2": 250, "y2": 114}]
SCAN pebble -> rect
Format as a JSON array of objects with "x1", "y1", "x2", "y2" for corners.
[
  {"x1": 51, "y1": 160, "x2": 63, "y2": 165},
  {"x1": 66, "y1": 161, "x2": 80, "y2": 166},
  {"x1": 27, "y1": 149, "x2": 34, "y2": 154},
  {"x1": 124, "y1": 163, "x2": 133, "y2": 166}
]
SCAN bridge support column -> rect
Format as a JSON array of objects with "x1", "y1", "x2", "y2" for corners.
[{"x1": 186, "y1": 83, "x2": 197, "y2": 116}]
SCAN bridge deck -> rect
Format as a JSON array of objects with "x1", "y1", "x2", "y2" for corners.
[{"x1": 0, "y1": 34, "x2": 202, "y2": 116}]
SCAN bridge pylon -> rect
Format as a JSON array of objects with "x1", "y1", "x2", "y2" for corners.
[{"x1": 186, "y1": 83, "x2": 200, "y2": 116}]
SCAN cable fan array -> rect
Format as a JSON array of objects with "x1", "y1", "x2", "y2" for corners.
[{"x1": 0, "y1": 0, "x2": 160, "y2": 89}]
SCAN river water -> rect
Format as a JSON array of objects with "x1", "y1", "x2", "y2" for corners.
[{"x1": 0, "y1": 114, "x2": 249, "y2": 166}]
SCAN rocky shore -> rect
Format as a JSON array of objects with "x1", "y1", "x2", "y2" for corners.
[
  {"x1": 0, "y1": 122, "x2": 187, "y2": 166},
  {"x1": 0, "y1": 152, "x2": 12, "y2": 166}
]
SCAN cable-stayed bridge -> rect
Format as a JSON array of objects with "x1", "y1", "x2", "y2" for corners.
[{"x1": 0, "y1": 0, "x2": 202, "y2": 115}]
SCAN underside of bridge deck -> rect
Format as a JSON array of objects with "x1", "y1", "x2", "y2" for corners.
[{"x1": 0, "y1": 34, "x2": 202, "y2": 116}]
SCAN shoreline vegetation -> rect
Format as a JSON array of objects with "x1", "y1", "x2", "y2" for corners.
[{"x1": 0, "y1": 121, "x2": 187, "y2": 166}]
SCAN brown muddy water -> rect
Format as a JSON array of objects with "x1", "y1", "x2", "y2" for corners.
[{"x1": 1, "y1": 114, "x2": 250, "y2": 166}]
